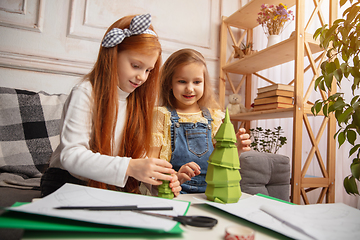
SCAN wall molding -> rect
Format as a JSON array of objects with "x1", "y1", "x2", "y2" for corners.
[
  {"x1": 158, "y1": 0, "x2": 213, "y2": 49},
  {"x1": 67, "y1": 0, "x2": 106, "y2": 42},
  {"x1": 0, "y1": 51, "x2": 93, "y2": 77},
  {"x1": 0, "y1": 0, "x2": 45, "y2": 32},
  {"x1": 0, "y1": 0, "x2": 26, "y2": 14},
  {"x1": 0, "y1": 49, "x2": 219, "y2": 78},
  {"x1": 67, "y1": 0, "x2": 215, "y2": 50}
]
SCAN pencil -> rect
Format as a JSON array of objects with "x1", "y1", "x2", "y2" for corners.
[{"x1": 54, "y1": 205, "x2": 174, "y2": 211}]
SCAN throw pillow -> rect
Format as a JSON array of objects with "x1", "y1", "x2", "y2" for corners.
[{"x1": 0, "y1": 87, "x2": 67, "y2": 189}]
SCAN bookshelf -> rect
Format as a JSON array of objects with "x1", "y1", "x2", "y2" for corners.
[
  {"x1": 223, "y1": 33, "x2": 322, "y2": 75},
  {"x1": 219, "y1": 0, "x2": 338, "y2": 204}
]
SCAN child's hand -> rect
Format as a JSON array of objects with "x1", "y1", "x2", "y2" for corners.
[
  {"x1": 176, "y1": 162, "x2": 201, "y2": 185},
  {"x1": 236, "y1": 128, "x2": 251, "y2": 156},
  {"x1": 126, "y1": 158, "x2": 175, "y2": 185},
  {"x1": 169, "y1": 174, "x2": 181, "y2": 197}
]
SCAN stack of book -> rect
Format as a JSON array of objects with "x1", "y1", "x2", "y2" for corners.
[{"x1": 253, "y1": 84, "x2": 294, "y2": 111}]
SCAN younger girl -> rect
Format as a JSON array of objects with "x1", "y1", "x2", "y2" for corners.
[
  {"x1": 150, "y1": 49, "x2": 251, "y2": 193},
  {"x1": 41, "y1": 14, "x2": 181, "y2": 197}
]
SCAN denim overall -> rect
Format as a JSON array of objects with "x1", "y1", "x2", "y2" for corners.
[{"x1": 168, "y1": 107, "x2": 214, "y2": 193}]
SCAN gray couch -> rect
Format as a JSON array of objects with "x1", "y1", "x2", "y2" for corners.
[{"x1": 239, "y1": 151, "x2": 290, "y2": 201}]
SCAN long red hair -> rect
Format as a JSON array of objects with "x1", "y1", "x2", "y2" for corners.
[{"x1": 84, "y1": 15, "x2": 161, "y2": 193}]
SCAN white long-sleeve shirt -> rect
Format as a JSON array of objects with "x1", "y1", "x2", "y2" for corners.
[{"x1": 49, "y1": 81, "x2": 130, "y2": 187}]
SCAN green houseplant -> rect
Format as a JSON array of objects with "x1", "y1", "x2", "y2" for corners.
[
  {"x1": 249, "y1": 126, "x2": 287, "y2": 154},
  {"x1": 312, "y1": 0, "x2": 360, "y2": 195}
]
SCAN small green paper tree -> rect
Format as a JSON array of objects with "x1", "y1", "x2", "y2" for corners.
[
  {"x1": 158, "y1": 179, "x2": 173, "y2": 199},
  {"x1": 205, "y1": 109, "x2": 242, "y2": 203}
]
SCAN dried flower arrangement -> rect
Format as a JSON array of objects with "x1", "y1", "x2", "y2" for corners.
[{"x1": 257, "y1": 3, "x2": 294, "y2": 36}]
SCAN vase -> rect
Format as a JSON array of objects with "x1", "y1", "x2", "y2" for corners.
[{"x1": 267, "y1": 34, "x2": 281, "y2": 47}]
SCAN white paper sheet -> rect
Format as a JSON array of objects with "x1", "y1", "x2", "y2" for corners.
[
  {"x1": 206, "y1": 195, "x2": 314, "y2": 240},
  {"x1": 7, "y1": 183, "x2": 190, "y2": 232},
  {"x1": 206, "y1": 195, "x2": 360, "y2": 240},
  {"x1": 260, "y1": 203, "x2": 360, "y2": 240}
]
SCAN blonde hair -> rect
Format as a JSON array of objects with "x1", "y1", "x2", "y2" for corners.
[
  {"x1": 84, "y1": 15, "x2": 162, "y2": 193},
  {"x1": 159, "y1": 48, "x2": 219, "y2": 110}
]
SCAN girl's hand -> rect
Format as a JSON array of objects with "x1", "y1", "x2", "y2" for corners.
[
  {"x1": 176, "y1": 162, "x2": 201, "y2": 185},
  {"x1": 169, "y1": 174, "x2": 181, "y2": 197},
  {"x1": 126, "y1": 158, "x2": 175, "y2": 185},
  {"x1": 236, "y1": 128, "x2": 251, "y2": 156}
]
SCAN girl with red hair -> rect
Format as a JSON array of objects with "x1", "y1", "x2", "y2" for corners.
[{"x1": 41, "y1": 14, "x2": 181, "y2": 197}]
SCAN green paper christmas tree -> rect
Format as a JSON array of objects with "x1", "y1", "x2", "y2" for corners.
[
  {"x1": 158, "y1": 179, "x2": 173, "y2": 199},
  {"x1": 205, "y1": 108, "x2": 242, "y2": 203}
]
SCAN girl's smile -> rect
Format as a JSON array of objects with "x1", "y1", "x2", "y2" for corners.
[
  {"x1": 183, "y1": 95, "x2": 195, "y2": 99},
  {"x1": 129, "y1": 80, "x2": 141, "y2": 88}
]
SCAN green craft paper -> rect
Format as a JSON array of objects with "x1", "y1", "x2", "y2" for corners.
[
  {"x1": 214, "y1": 109, "x2": 236, "y2": 143},
  {"x1": 0, "y1": 202, "x2": 185, "y2": 234},
  {"x1": 208, "y1": 146, "x2": 240, "y2": 169},
  {"x1": 158, "y1": 179, "x2": 174, "y2": 199},
  {"x1": 205, "y1": 108, "x2": 242, "y2": 203},
  {"x1": 205, "y1": 164, "x2": 241, "y2": 186},
  {"x1": 256, "y1": 193, "x2": 295, "y2": 205},
  {"x1": 205, "y1": 184, "x2": 242, "y2": 204},
  {"x1": 215, "y1": 140, "x2": 235, "y2": 148},
  {"x1": 158, "y1": 192, "x2": 174, "y2": 199}
]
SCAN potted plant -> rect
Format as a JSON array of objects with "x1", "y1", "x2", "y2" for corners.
[
  {"x1": 249, "y1": 126, "x2": 287, "y2": 154},
  {"x1": 311, "y1": 0, "x2": 360, "y2": 195}
]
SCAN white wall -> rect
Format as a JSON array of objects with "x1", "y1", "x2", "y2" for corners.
[{"x1": 0, "y1": 0, "x2": 239, "y2": 95}]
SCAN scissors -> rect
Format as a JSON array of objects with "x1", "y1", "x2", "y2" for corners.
[{"x1": 134, "y1": 211, "x2": 218, "y2": 228}]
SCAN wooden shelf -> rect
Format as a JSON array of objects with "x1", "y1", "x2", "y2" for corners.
[
  {"x1": 219, "y1": 0, "x2": 337, "y2": 204},
  {"x1": 224, "y1": 0, "x2": 295, "y2": 29},
  {"x1": 223, "y1": 33, "x2": 322, "y2": 75},
  {"x1": 228, "y1": 105, "x2": 314, "y2": 121}
]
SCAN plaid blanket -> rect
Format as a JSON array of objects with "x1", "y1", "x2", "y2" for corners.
[{"x1": 0, "y1": 87, "x2": 67, "y2": 189}]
